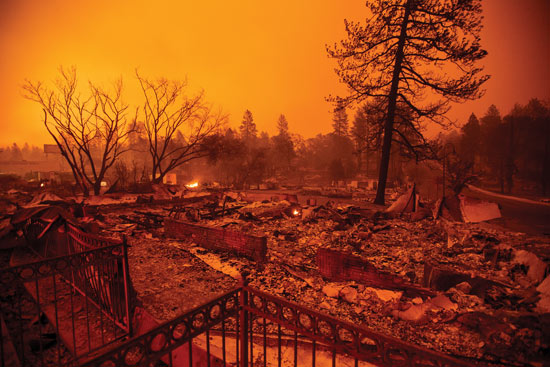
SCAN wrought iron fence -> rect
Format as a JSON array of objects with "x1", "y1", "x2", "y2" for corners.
[
  {"x1": 19, "y1": 219, "x2": 133, "y2": 336},
  {"x1": 65, "y1": 224, "x2": 121, "y2": 254},
  {"x1": 81, "y1": 282, "x2": 473, "y2": 367},
  {"x1": 0, "y1": 243, "x2": 133, "y2": 367},
  {"x1": 80, "y1": 288, "x2": 242, "y2": 367},
  {"x1": 242, "y1": 286, "x2": 472, "y2": 367},
  {"x1": 64, "y1": 224, "x2": 134, "y2": 334}
]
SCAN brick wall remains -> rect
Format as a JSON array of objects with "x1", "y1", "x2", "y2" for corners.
[
  {"x1": 317, "y1": 248, "x2": 434, "y2": 297},
  {"x1": 165, "y1": 218, "x2": 267, "y2": 262}
]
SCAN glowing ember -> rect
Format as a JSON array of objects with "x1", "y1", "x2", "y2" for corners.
[
  {"x1": 293, "y1": 209, "x2": 300, "y2": 216},
  {"x1": 186, "y1": 182, "x2": 199, "y2": 188}
]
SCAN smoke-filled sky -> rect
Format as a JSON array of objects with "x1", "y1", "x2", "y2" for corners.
[{"x1": 0, "y1": 0, "x2": 548, "y2": 146}]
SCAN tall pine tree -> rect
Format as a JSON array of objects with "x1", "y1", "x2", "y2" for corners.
[
  {"x1": 239, "y1": 110, "x2": 257, "y2": 142},
  {"x1": 332, "y1": 101, "x2": 349, "y2": 137},
  {"x1": 328, "y1": 0, "x2": 489, "y2": 204}
]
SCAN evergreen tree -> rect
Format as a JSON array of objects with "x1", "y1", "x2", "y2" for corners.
[
  {"x1": 352, "y1": 106, "x2": 368, "y2": 173},
  {"x1": 459, "y1": 113, "x2": 481, "y2": 170},
  {"x1": 239, "y1": 110, "x2": 257, "y2": 142},
  {"x1": 480, "y1": 105, "x2": 506, "y2": 192},
  {"x1": 328, "y1": 0, "x2": 489, "y2": 204},
  {"x1": 273, "y1": 114, "x2": 295, "y2": 172},
  {"x1": 276, "y1": 114, "x2": 290, "y2": 137},
  {"x1": 332, "y1": 101, "x2": 349, "y2": 137}
]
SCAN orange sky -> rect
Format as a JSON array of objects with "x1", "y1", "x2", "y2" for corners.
[{"x1": 0, "y1": 0, "x2": 548, "y2": 147}]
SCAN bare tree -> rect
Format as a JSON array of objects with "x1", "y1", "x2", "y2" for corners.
[
  {"x1": 328, "y1": 0, "x2": 489, "y2": 204},
  {"x1": 136, "y1": 72, "x2": 226, "y2": 184},
  {"x1": 23, "y1": 67, "x2": 133, "y2": 195}
]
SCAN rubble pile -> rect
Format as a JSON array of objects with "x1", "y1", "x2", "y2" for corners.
[
  {"x1": 160, "y1": 195, "x2": 549, "y2": 365},
  {"x1": 1, "y1": 186, "x2": 549, "y2": 366}
]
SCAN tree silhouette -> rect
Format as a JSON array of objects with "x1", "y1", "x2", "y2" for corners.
[
  {"x1": 332, "y1": 101, "x2": 348, "y2": 137},
  {"x1": 328, "y1": 0, "x2": 489, "y2": 204},
  {"x1": 239, "y1": 110, "x2": 257, "y2": 142},
  {"x1": 24, "y1": 67, "x2": 133, "y2": 195},
  {"x1": 136, "y1": 72, "x2": 226, "y2": 184},
  {"x1": 459, "y1": 113, "x2": 481, "y2": 170},
  {"x1": 480, "y1": 105, "x2": 506, "y2": 191},
  {"x1": 276, "y1": 114, "x2": 290, "y2": 137},
  {"x1": 352, "y1": 106, "x2": 369, "y2": 173},
  {"x1": 10, "y1": 143, "x2": 23, "y2": 161},
  {"x1": 273, "y1": 114, "x2": 295, "y2": 173}
]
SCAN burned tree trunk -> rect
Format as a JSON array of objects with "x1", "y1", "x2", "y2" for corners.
[{"x1": 374, "y1": 0, "x2": 412, "y2": 205}]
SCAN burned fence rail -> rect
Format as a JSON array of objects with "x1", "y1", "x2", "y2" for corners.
[
  {"x1": 165, "y1": 218, "x2": 267, "y2": 262},
  {"x1": 65, "y1": 223, "x2": 123, "y2": 253},
  {"x1": 64, "y1": 233, "x2": 133, "y2": 336},
  {"x1": 80, "y1": 284, "x2": 472, "y2": 367},
  {"x1": 242, "y1": 286, "x2": 471, "y2": 367},
  {"x1": 80, "y1": 288, "x2": 242, "y2": 367},
  {"x1": 0, "y1": 244, "x2": 133, "y2": 367},
  {"x1": 19, "y1": 219, "x2": 133, "y2": 335}
]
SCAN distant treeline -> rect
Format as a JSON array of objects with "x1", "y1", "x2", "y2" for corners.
[
  {"x1": 0, "y1": 143, "x2": 45, "y2": 162},
  {"x1": 447, "y1": 98, "x2": 550, "y2": 196},
  {"x1": 3, "y1": 98, "x2": 549, "y2": 197}
]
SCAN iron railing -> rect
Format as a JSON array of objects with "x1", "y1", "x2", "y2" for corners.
[
  {"x1": 65, "y1": 224, "x2": 121, "y2": 254},
  {"x1": 20, "y1": 219, "x2": 133, "y2": 336},
  {"x1": 81, "y1": 282, "x2": 472, "y2": 367},
  {"x1": 64, "y1": 225, "x2": 133, "y2": 334},
  {"x1": 242, "y1": 285, "x2": 471, "y2": 367},
  {"x1": 81, "y1": 288, "x2": 242, "y2": 367},
  {"x1": 0, "y1": 244, "x2": 133, "y2": 367}
]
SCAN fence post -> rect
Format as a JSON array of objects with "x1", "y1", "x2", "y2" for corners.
[
  {"x1": 121, "y1": 236, "x2": 133, "y2": 337},
  {"x1": 65, "y1": 223, "x2": 78, "y2": 297},
  {"x1": 63, "y1": 222, "x2": 69, "y2": 256},
  {"x1": 65, "y1": 222, "x2": 73, "y2": 255},
  {"x1": 239, "y1": 273, "x2": 249, "y2": 367}
]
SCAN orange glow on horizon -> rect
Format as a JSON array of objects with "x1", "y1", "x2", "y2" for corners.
[{"x1": 0, "y1": 0, "x2": 548, "y2": 147}]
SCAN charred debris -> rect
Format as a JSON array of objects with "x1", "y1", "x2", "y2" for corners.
[{"x1": 1, "y1": 182, "x2": 549, "y2": 367}]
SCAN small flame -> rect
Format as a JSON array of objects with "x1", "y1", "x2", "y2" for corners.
[
  {"x1": 186, "y1": 182, "x2": 199, "y2": 188},
  {"x1": 293, "y1": 209, "x2": 300, "y2": 216},
  {"x1": 40, "y1": 183, "x2": 45, "y2": 187}
]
